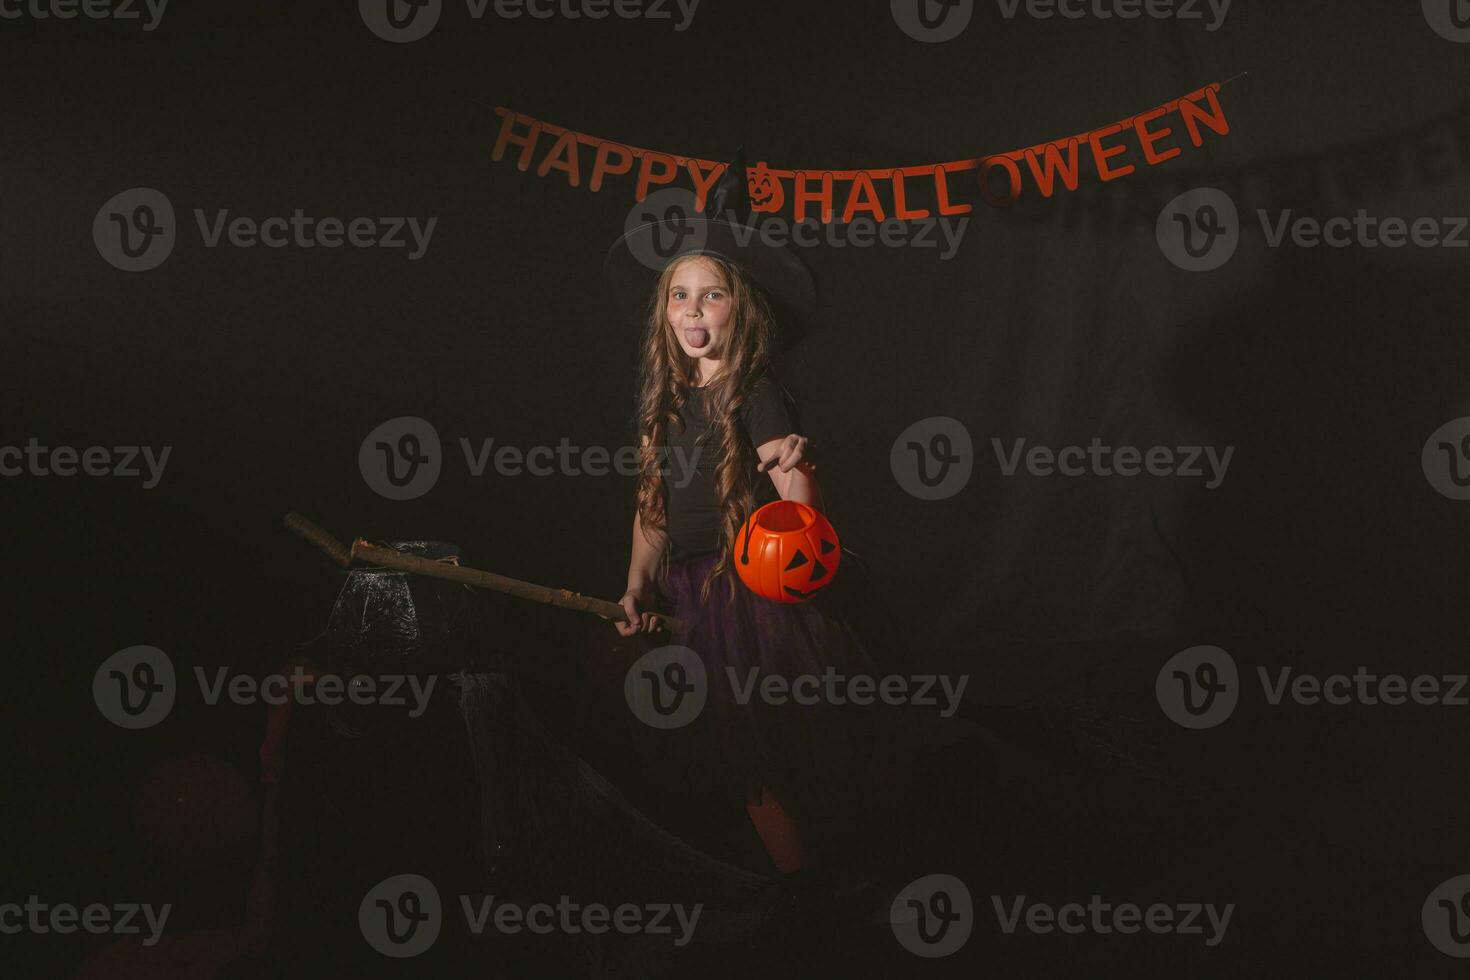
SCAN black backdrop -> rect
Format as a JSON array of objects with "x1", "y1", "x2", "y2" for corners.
[{"x1": 6, "y1": 1, "x2": 1470, "y2": 976}]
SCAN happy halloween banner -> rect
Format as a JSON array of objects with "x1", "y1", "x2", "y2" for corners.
[{"x1": 491, "y1": 82, "x2": 1231, "y2": 223}]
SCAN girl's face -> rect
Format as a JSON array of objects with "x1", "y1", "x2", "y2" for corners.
[{"x1": 666, "y1": 256, "x2": 733, "y2": 372}]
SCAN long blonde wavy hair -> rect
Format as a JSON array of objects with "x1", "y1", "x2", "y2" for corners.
[{"x1": 632, "y1": 253, "x2": 779, "y2": 604}]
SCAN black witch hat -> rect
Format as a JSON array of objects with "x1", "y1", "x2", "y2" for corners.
[{"x1": 603, "y1": 147, "x2": 817, "y2": 347}]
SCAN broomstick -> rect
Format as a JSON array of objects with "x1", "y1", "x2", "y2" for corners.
[{"x1": 282, "y1": 512, "x2": 682, "y2": 634}]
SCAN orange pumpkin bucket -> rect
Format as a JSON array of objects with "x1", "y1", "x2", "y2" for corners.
[{"x1": 735, "y1": 500, "x2": 841, "y2": 603}]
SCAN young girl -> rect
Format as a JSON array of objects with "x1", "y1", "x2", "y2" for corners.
[{"x1": 605, "y1": 195, "x2": 901, "y2": 882}]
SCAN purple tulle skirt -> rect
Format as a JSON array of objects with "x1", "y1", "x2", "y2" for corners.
[{"x1": 655, "y1": 550, "x2": 905, "y2": 848}]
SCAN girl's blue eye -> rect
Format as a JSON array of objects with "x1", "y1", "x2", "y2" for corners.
[{"x1": 706, "y1": 291, "x2": 725, "y2": 300}]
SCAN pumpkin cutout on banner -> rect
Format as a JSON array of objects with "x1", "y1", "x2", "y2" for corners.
[{"x1": 735, "y1": 500, "x2": 841, "y2": 603}]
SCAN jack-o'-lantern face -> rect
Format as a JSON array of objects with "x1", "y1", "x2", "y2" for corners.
[
  {"x1": 748, "y1": 165, "x2": 784, "y2": 212},
  {"x1": 735, "y1": 500, "x2": 841, "y2": 603}
]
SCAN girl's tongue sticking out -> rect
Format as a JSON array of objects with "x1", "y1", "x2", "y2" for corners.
[{"x1": 684, "y1": 326, "x2": 710, "y2": 348}]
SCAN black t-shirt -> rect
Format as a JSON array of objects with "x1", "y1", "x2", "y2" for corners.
[{"x1": 662, "y1": 376, "x2": 795, "y2": 561}]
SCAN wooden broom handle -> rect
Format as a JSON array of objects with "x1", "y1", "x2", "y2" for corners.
[
  {"x1": 283, "y1": 511, "x2": 352, "y2": 567},
  {"x1": 282, "y1": 512, "x2": 682, "y2": 633}
]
